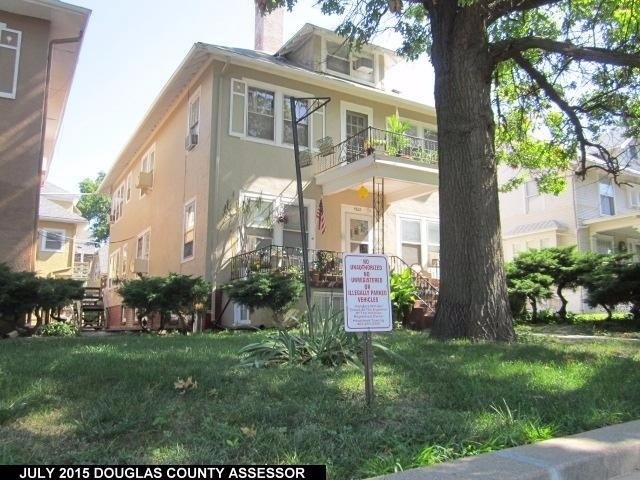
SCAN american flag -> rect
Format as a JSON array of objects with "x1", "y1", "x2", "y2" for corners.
[{"x1": 316, "y1": 198, "x2": 326, "y2": 234}]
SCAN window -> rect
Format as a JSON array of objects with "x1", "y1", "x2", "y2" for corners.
[
  {"x1": 400, "y1": 219, "x2": 422, "y2": 266},
  {"x1": 186, "y1": 92, "x2": 200, "y2": 150},
  {"x1": 139, "y1": 147, "x2": 155, "y2": 197},
  {"x1": 230, "y1": 78, "x2": 324, "y2": 149},
  {"x1": 282, "y1": 202, "x2": 311, "y2": 249},
  {"x1": 627, "y1": 184, "x2": 640, "y2": 208},
  {"x1": 137, "y1": 230, "x2": 150, "y2": 260},
  {"x1": 108, "y1": 249, "x2": 120, "y2": 289},
  {"x1": 247, "y1": 86, "x2": 275, "y2": 140},
  {"x1": 0, "y1": 23, "x2": 21, "y2": 99},
  {"x1": 326, "y1": 41, "x2": 350, "y2": 74},
  {"x1": 325, "y1": 40, "x2": 375, "y2": 83},
  {"x1": 283, "y1": 96, "x2": 309, "y2": 147},
  {"x1": 182, "y1": 200, "x2": 196, "y2": 260},
  {"x1": 121, "y1": 244, "x2": 128, "y2": 277},
  {"x1": 312, "y1": 291, "x2": 344, "y2": 317},
  {"x1": 111, "y1": 182, "x2": 125, "y2": 222},
  {"x1": 41, "y1": 229, "x2": 65, "y2": 252},
  {"x1": 243, "y1": 195, "x2": 274, "y2": 251},
  {"x1": 525, "y1": 180, "x2": 544, "y2": 213},
  {"x1": 233, "y1": 303, "x2": 251, "y2": 326},
  {"x1": 396, "y1": 216, "x2": 440, "y2": 274},
  {"x1": 593, "y1": 235, "x2": 614, "y2": 254},
  {"x1": 125, "y1": 173, "x2": 132, "y2": 203},
  {"x1": 599, "y1": 179, "x2": 615, "y2": 215}
]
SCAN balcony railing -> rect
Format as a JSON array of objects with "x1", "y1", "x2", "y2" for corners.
[
  {"x1": 316, "y1": 126, "x2": 438, "y2": 174},
  {"x1": 72, "y1": 262, "x2": 91, "y2": 280}
]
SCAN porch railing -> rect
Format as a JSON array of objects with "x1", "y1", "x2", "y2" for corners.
[
  {"x1": 388, "y1": 255, "x2": 439, "y2": 314},
  {"x1": 227, "y1": 247, "x2": 439, "y2": 311},
  {"x1": 315, "y1": 126, "x2": 438, "y2": 174}
]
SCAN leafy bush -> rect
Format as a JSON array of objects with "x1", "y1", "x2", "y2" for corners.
[
  {"x1": 223, "y1": 270, "x2": 303, "y2": 327},
  {"x1": 238, "y1": 308, "x2": 397, "y2": 368},
  {"x1": 40, "y1": 321, "x2": 79, "y2": 337},
  {"x1": 390, "y1": 268, "x2": 417, "y2": 325}
]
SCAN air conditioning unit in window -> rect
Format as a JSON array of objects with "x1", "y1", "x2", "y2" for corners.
[
  {"x1": 136, "y1": 171, "x2": 153, "y2": 190},
  {"x1": 353, "y1": 57, "x2": 374, "y2": 73},
  {"x1": 134, "y1": 258, "x2": 149, "y2": 274},
  {"x1": 185, "y1": 133, "x2": 198, "y2": 150}
]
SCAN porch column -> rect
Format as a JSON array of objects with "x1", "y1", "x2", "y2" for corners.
[{"x1": 373, "y1": 177, "x2": 384, "y2": 254}]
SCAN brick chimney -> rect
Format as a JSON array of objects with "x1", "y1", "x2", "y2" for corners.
[{"x1": 254, "y1": 5, "x2": 284, "y2": 54}]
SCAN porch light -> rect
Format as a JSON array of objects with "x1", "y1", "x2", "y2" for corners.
[{"x1": 358, "y1": 185, "x2": 369, "y2": 198}]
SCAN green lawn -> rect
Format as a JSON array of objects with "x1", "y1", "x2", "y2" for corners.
[{"x1": 1, "y1": 330, "x2": 639, "y2": 479}]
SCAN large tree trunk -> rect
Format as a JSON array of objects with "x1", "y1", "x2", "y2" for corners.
[{"x1": 429, "y1": 3, "x2": 515, "y2": 341}]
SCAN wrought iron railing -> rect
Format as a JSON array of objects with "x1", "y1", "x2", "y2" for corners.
[
  {"x1": 227, "y1": 246, "x2": 439, "y2": 310},
  {"x1": 228, "y1": 246, "x2": 345, "y2": 288},
  {"x1": 315, "y1": 126, "x2": 438, "y2": 174},
  {"x1": 388, "y1": 255, "x2": 439, "y2": 314}
]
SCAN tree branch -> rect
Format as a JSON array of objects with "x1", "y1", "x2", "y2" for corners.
[
  {"x1": 491, "y1": 36, "x2": 640, "y2": 67},
  {"x1": 511, "y1": 52, "x2": 621, "y2": 178},
  {"x1": 487, "y1": 0, "x2": 560, "y2": 24}
]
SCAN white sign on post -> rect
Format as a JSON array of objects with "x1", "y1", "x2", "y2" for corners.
[{"x1": 343, "y1": 254, "x2": 392, "y2": 332}]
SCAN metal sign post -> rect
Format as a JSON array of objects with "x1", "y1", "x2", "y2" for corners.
[{"x1": 343, "y1": 254, "x2": 392, "y2": 406}]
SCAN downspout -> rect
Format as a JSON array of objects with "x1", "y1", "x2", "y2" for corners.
[
  {"x1": 32, "y1": 33, "x2": 84, "y2": 271},
  {"x1": 207, "y1": 59, "x2": 230, "y2": 328}
]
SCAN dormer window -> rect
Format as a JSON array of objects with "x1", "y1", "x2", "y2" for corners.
[{"x1": 325, "y1": 40, "x2": 375, "y2": 84}]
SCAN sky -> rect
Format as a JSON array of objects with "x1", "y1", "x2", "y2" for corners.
[{"x1": 48, "y1": 0, "x2": 435, "y2": 193}]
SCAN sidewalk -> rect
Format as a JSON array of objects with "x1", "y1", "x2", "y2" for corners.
[{"x1": 368, "y1": 420, "x2": 640, "y2": 480}]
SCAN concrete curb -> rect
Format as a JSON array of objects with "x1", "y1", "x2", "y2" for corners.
[{"x1": 368, "y1": 420, "x2": 640, "y2": 480}]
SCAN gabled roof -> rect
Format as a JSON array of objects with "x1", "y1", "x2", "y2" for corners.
[
  {"x1": 100, "y1": 32, "x2": 436, "y2": 193},
  {"x1": 39, "y1": 196, "x2": 86, "y2": 223}
]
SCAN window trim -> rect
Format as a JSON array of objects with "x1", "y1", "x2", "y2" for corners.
[
  {"x1": 322, "y1": 37, "x2": 377, "y2": 86},
  {"x1": 182, "y1": 198, "x2": 196, "y2": 262},
  {"x1": 340, "y1": 101, "x2": 373, "y2": 143},
  {"x1": 229, "y1": 78, "x2": 321, "y2": 150},
  {"x1": 108, "y1": 248, "x2": 121, "y2": 289},
  {"x1": 41, "y1": 228, "x2": 66, "y2": 252},
  {"x1": 395, "y1": 214, "x2": 440, "y2": 271},
  {"x1": 136, "y1": 228, "x2": 151, "y2": 260},
  {"x1": 139, "y1": 145, "x2": 156, "y2": 199},
  {"x1": 599, "y1": 178, "x2": 616, "y2": 216},
  {"x1": 0, "y1": 23, "x2": 22, "y2": 99},
  {"x1": 186, "y1": 88, "x2": 201, "y2": 150},
  {"x1": 233, "y1": 302, "x2": 251, "y2": 326}
]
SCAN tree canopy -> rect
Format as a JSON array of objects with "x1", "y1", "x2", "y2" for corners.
[
  {"x1": 257, "y1": 0, "x2": 640, "y2": 340},
  {"x1": 76, "y1": 172, "x2": 111, "y2": 244}
]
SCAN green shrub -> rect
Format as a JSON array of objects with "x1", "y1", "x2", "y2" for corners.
[
  {"x1": 40, "y1": 321, "x2": 79, "y2": 337},
  {"x1": 390, "y1": 268, "x2": 417, "y2": 325},
  {"x1": 238, "y1": 308, "x2": 398, "y2": 368},
  {"x1": 223, "y1": 270, "x2": 303, "y2": 327}
]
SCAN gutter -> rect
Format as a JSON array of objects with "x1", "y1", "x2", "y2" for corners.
[{"x1": 32, "y1": 32, "x2": 84, "y2": 271}]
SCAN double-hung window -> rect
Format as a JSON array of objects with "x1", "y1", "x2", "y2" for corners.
[
  {"x1": 230, "y1": 79, "x2": 321, "y2": 148},
  {"x1": 397, "y1": 216, "x2": 440, "y2": 276},
  {"x1": 139, "y1": 147, "x2": 155, "y2": 197},
  {"x1": 283, "y1": 96, "x2": 309, "y2": 147},
  {"x1": 137, "y1": 230, "x2": 150, "y2": 260},
  {"x1": 325, "y1": 40, "x2": 375, "y2": 83},
  {"x1": 0, "y1": 23, "x2": 21, "y2": 99},
  {"x1": 108, "y1": 249, "x2": 120, "y2": 289},
  {"x1": 111, "y1": 182, "x2": 125, "y2": 222},
  {"x1": 243, "y1": 196, "x2": 274, "y2": 251},
  {"x1": 247, "y1": 86, "x2": 275, "y2": 141},
  {"x1": 628, "y1": 184, "x2": 640, "y2": 209},
  {"x1": 182, "y1": 200, "x2": 196, "y2": 260},
  {"x1": 41, "y1": 229, "x2": 65, "y2": 252},
  {"x1": 186, "y1": 92, "x2": 200, "y2": 150},
  {"x1": 599, "y1": 179, "x2": 615, "y2": 215}
]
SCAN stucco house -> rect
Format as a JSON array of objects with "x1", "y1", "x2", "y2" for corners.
[
  {"x1": 0, "y1": 0, "x2": 90, "y2": 273},
  {"x1": 499, "y1": 138, "x2": 640, "y2": 311},
  {"x1": 99, "y1": 13, "x2": 441, "y2": 330}
]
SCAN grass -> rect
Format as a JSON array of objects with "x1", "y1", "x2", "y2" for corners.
[{"x1": 1, "y1": 330, "x2": 639, "y2": 479}]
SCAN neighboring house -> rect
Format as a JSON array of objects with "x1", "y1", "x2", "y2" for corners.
[
  {"x1": 0, "y1": 0, "x2": 90, "y2": 272},
  {"x1": 37, "y1": 181, "x2": 96, "y2": 280},
  {"x1": 99, "y1": 15, "x2": 441, "y2": 330},
  {"x1": 499, "y1": 138, "x2": 640, "y2": 311}
]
